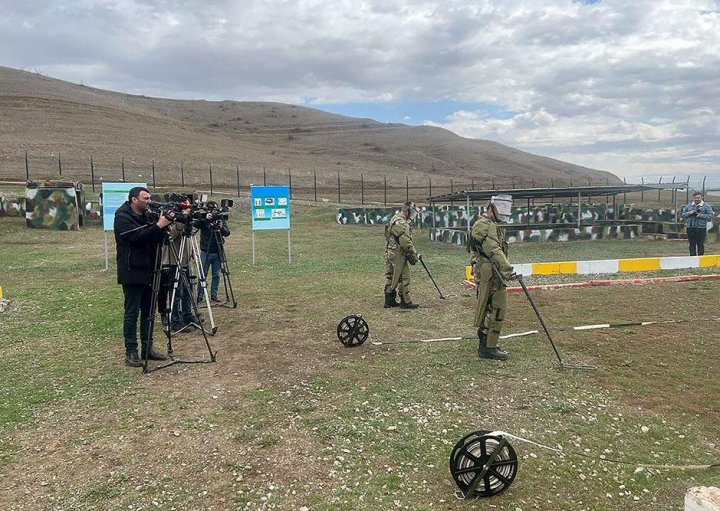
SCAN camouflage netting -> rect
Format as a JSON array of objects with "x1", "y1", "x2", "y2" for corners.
[
  {"x1": 25, "y1": 180, "x2": 86, "y2": 230},
  {"x1": 337, "y1": 205, "x2": 708, "y2": 244}
]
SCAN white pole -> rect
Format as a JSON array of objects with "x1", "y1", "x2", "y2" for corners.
[
  {"x1": 104, "y1": 231, "x2": 109, "y2": 271},
  {"x1": 287, "y1": 229, "x2": 292, "y2": 263}
]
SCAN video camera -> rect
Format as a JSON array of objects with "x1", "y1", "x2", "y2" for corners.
[{"x1": 204, "y1": 199, "x2": 234, "y2": 226}]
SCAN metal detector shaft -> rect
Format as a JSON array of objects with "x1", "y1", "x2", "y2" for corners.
[
  {"x1": 514, "y1": 274, "x2": 565, "y2": 365},
  {"x1": 492, "y1": 266, "x2": 564, "y2": 365},
  {"x1": 418, "y1": 255, "x2": 446, "y2": 299}
]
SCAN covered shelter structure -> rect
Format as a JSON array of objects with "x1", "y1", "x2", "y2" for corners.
[{"x1": 428, "y1": 184, "x2": 688, "y2": 233}]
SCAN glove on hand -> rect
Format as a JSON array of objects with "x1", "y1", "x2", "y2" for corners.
[
  {"x1": 407, "y1": 253, "x2": 419, "y2": 265},
  {"x1": 502, "y1": 271, "x2": 518, "y2": 281}
]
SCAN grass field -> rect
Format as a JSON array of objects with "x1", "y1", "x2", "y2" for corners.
[{"x1": 0, "y1": 202, "x2": 718, "y2": 510}]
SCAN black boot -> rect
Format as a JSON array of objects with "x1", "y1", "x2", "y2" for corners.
[
  {"x1": 399, "y1": 296, "x2": 419, "y2": 309},
  {"x1": 142, "y1": 343, "x2": 168, "y2": 361},
  {"x1": 384, "y1": 290, "x2": 399, "y2": 308},
  {"x1": 125, "y1": 351, "x2": 142, "y2": 367},
  {"x1": 478, "y1": 330, "x2": 509, "y2": 361}
]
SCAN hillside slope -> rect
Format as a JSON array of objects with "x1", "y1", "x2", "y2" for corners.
[{"x1": 0, "y1": 66, "x2": 620, "y2": 190}]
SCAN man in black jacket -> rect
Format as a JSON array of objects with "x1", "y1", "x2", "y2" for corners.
[
  {"x1": 114, "y1": 187, "x2": 172, "y2": 367},
  {"x1": 196, "y1": 202, "x2": 231, "y2": 303}
]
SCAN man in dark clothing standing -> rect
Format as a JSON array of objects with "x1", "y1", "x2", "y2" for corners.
[
  {"x1": 197, "y1": 201, "x2": 231, "y2": 303},
  {"x1": 681, "y1": 192, "x2": 714, "y2": 256},
  {"x1": 114, "y1": 187, "x2": 172, "y2": 367}
]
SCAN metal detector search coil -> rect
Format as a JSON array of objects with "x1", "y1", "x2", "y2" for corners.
[
  {"x1": 449, "y1": 430, "x2": 518, "y2": 498},
  {"x1": 336, "y1": 315, "x2": 369, "y2": 347}
]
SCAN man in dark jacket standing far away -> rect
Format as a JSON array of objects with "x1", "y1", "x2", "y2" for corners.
[{"x1": 114, "y1": 187, "x2": 172, "y2": 367}]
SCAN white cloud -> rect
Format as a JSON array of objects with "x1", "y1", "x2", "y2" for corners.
[{"x1": 0, "y1": 0, "x2": 718, "y2": 175}]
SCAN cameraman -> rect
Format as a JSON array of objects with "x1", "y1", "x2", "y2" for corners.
[
  {"x1": 114, "y1": 187, "x2": 172, "y2": 367},
  {"x1": 681, "y1": 192, "x2": 714, "y2": 256},
  {"x1": 197, "y1": 201, "x2": 231, "y2": 303}
]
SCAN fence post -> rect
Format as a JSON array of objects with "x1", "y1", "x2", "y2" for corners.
[
  {"x1": 406, "y1": 175, "x2": 409, "y2": 202},
  {"x1": 58, "y1": 153, "x2": 62, "y2": 176},
  {"x1": 471, "y1": 177, "x2": 474, "y2": 190},
  {"x1": 658, "y1": 176, "x2": 662, "y2": 201},
  {"x1": 337, "y1": 170, "x2": 341, "y2": 203},
  {"x1": 428, "y1": 177, "x2": 432, "y2": 199},
  {"x1": 384, "y1": 175, "x2": 387, "y2": 206},
  {"x1": 314, "y1": 170, "x2": 317, "y2": 202},
  {"x1": 181, "y1": 161, "x2": 185, "y2": 187},
  {"x1": 361, "y1": 173, "x2": 364, "y2": 205},
  {"x1": 263, "y1": 166, "x2": 267, "y2": 186},
  {"x1": 24, "y1": 151, "x2": 29, "y2": 180},
  {"x1": 623, "y1": 177, "x2": 627, "y2": 204},
  {"x1": 236, "y1": 166, "x2": 241, "y2": 197},
  {"x1": 702, "y1": 176, "x2": 707, "y2": 196},
  {"x1": 288, "y1": 168, "x2": 292, "y2": 199},
  {"x1": 492, "y1": 177, "x2": 496, "y2": 189},
  {"x1": 152, "y1": 159, "x2": 156, "y2": 188},
  {"x1": 209, "y1": 163, "x2": 213, "y2": 195},
  {"x1": 640, "y1": 177, "x2": 644, "y2": 202},
  {"x1": 121, "y1": 157, "x2": 126, "y2": 182},
  {"x1": 90, "y1": 155, "x2": 95, "y2": 192}
]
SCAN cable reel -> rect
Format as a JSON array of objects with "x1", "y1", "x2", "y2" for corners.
[
  {"x1": 336, "y1": 314, "x2": 369, "y2": 347},
  {"x1": 449, "y1": 430, "x2": 518, "y2": 498}
]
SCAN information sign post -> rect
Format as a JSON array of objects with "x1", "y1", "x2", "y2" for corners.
[
  {"x1": 101, "y1": 182, "x2": 147, "y2": 270},
  {"x1": 250, "y1": 185, "x2": 291, "y2": 264}
]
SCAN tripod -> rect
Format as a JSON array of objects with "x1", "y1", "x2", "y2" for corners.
[
  {"x1": 170, "y1": 221, "x2": 219, "y2": 336},
  {"x1": 197, "y1": 223, "x2": 237, "y2": 309},
  {"x1": 143, "y1": 225, "x2": 217, "y2": 374},
  {"x1": 207, "y1": 228, "x2": 237, "y2": 308}
]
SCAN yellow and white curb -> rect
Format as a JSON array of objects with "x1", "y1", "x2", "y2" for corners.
[
  {"x1": 514, "y1": 255, "x2": 720, "y2": 276},
  {"x1": 466, "y1": 255, "x2": 720, "y2": 280}
]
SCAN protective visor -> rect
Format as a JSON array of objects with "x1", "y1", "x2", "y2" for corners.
[
  {"x1": 490, "y1": 194, "x2": 513, "y2": 221},
  {"x1": 404, "y1": 202, "x2": 419, "y2": 221}
]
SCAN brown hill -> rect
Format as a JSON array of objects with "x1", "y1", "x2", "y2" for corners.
[{"x1": 0, "y1": 66, "x2": 620, "y2": 197}]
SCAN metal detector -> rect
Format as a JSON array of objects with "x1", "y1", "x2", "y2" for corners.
[
  {"x1": 418, "y1": 255, "x2": 446, "y2": 299},
  {"x1": 494, "y1": 266, "x2": 597, "y2": 371}
]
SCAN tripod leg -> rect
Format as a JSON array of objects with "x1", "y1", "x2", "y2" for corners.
[
  {"x1": 190, "y1": 232, "x2": 217, "y2": 333},
  {"x1": 215, "y1": 233, "x2": 237, "y2": 307}
]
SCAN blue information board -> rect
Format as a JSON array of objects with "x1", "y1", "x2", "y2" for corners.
[
  {"x1": 250, "y1": 185, "x2": 291, "y2": 231},
  {"x1": 101, "y1": 182, "x2": 147, "y2": 231}
]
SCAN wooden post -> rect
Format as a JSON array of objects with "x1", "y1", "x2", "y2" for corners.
[
  {"x1": 209, "y1": 163, "x2": 213, "y2": 195},
  {"x1": 90, "y1": 155, "x2": 95, "y2": 192}
]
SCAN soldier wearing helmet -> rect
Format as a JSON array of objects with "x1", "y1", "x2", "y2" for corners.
[
  {"x1": 468, "y1": 194, "x2": 516, "y2": 360},
  {"x1": 383, "y1": 201, "x2": 420, "y2": 309}
]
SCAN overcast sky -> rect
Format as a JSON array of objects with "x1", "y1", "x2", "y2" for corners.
[{"x1": 1, "y1": 0, "x2": 718, "y2": 178}]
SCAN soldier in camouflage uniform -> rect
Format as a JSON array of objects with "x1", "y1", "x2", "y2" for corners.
[
  {"x1": 469, "y1": 195, "x2": 516, "y2": 361},
  {"x1": 384, "y1": 202, "x2": 420, "y2": 309}
]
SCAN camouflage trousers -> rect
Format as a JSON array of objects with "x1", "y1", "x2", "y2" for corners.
[
  {"x1": 384, "y1": 249, "x2": 411, "y2": 302},
  {"x1": 473, "y1": 260, "x2": 507, "y2": 348}
]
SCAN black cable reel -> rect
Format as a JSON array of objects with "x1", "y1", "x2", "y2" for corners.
[
  {"x1": 336, "y1": 314, "x2": 369, "y2": 347},
  {"x1": 449, "y1": 430, "x2": 518, "y2": 498}
]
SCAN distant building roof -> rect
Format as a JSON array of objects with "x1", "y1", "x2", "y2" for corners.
[{"x1": 428, "y1": 184, "x2": 674, "y2": 203}]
